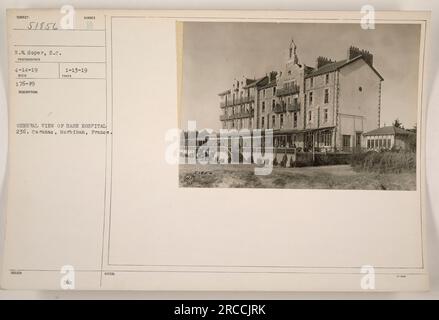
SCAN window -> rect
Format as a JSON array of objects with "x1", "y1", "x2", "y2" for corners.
[
  {"x1": 261, "y1": 116, "x2": 265, "y2": 128},
  {"x1": 309, "y1": 92, "x2": 313, "y2": 105},
  {"x1": 324, "y1": 108, "x2": 328, "y2": 122},
  {"x1": 310, "y1": 77, "x2": 314, "y2": 88},
  {"x1": 342, "y1": 135, "x2": 351, "y2": 150},
  {"x1": 272, "y1": 99, "x2": 275, "y2": 110},
  {"x1": 325, "y1": 74, "x2": 329, "y2": 84},
  {"x1": 322, "y1": 132, "x2": 331, "y2": 146},
  {"x1": 280, "y1": 114, "x2": 284, "y2": 128},
  {"x1": 388, "y1": 139, "x2": 391, "y2": 149},
  {"x1": 272, "y1": 115, "x2": 276, "y2": 128},
  {"x1": 261, "y1": 101, "x2": 265, "y2": 113},
  {"x1": 293, "y1": 97, "x2": 298, "y2": 106},
  {"x1": 308, "y1": 110, "x2": 312, "y2": 122},
  {"x1": 367, "y1": 139, "x2": 371, "y2": 149},
  {"x1": 287, "y1": 97, "x2": 291, "y2": 105},
  {"x1": 263, "y1": 89, "x2": 266, "y2": 98},
  {"x1": 293, "y1": 112, "x2": 298, "y2": 128},
  {"x1": 324, "y1": 89, "x2": 329, "y2": 104},
  {"x1": 273, "y1": 87, "x2": 276, "y2": 95}
]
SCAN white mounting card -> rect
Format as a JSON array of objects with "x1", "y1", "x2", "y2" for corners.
[{"x1": 1, "y1": 9, "x2": 430, "y2": 291}]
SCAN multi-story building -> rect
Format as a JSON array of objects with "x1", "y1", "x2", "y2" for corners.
[{"x1": 218, "y1": 40, "x2": 384, "y2": 152}]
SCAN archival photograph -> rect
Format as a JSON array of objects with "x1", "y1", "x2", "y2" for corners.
[{"x1": 178, "y1": 21, "x2": 420, "y2": 190}]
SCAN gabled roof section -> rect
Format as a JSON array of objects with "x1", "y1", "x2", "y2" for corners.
[{"x1": 305, "y1": 55, "x2": 384, "y2": 81}]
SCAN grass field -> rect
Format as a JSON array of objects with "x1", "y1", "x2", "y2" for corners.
[{"x1": 179, "y1": 164, "x2": 416, "y2": 190}]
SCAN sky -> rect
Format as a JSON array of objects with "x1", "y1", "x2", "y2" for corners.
[{"x1": 180, "y1": 22, "x2": 421, "y2": 131}]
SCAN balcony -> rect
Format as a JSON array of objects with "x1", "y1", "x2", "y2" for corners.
[
  {"x1": 275, "y1": 84, "x2": 300, "y2": 97},
  {"x1": 273, "y1": 102, "x2": 286, "y2": 114},
  {"x1": 234, "y1": 109, "x2": 254, "y2": 119},
  {"x1": 220, "y1": 109, "x2": 254, "y2": 121},
  {"x1": 287, "y1": 102, "x2": 300, "y2": 112},
  {"x1": 220, "y1": 95, "x2": 255, "y2": 108}
]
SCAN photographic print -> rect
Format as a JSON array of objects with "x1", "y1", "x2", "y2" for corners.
[{"x1": 179, "y1": 21, "x2": 420, "y2": 190}]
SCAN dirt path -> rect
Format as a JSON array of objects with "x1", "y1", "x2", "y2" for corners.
[{"x1": 179, "y1": 164, "x2": 416, "y2": 190}]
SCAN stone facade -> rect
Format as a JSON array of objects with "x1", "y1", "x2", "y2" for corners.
[{"x1": 219, "y1": 40, "x2": 384, "y2": 152}]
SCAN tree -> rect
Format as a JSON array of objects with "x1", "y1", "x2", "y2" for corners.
[
  {"x1": 406, "y1": 124, "x2": 417, "y2": 152},
  {"x1": 392, "y1": 118, "x2": 404, "y2": 129},
  {"x1": 407, "y1": 124, "x2": 417, "y2": 134}
]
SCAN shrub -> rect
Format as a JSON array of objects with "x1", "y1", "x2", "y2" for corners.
[
  {"x1": 314, "y1": 153, "x2": 351, "y2": 166},
  {"x1": 294, "y1": 152, "x2": 313, "y2": 167},
  {"x1": 351, "y1": 150, "x2": 416, "y2": 173}
]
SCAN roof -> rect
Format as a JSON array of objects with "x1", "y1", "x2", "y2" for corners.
[
  {"x1": 271, "y1": 126, "x2": 336, "y2": 135},
  {"x1": 243, "y1": 76, "x2": 266, "y2": 89},
  {"x1": 258, "y1": 80, "x2": 277, "y2": 90},
  {"x1": 363, "y1": 126, "x2": 414, "y2": 136},
  {"x1": 305, "y1": 55, "x2": 384, "y2": 81}
]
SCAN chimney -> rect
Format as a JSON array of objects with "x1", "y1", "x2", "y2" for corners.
[
  {"x1": 316, "y1": 56, "x2": 334, "y2": 69},
  {"x1": 348, "y1": 46, "x2": 374, "y2": 66}
]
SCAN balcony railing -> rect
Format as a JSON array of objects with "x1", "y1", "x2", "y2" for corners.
[
  {"x1": 234, "y1": 109, "x2": 254, "y2": 119},
  {"x1": 220, "y1": 95, "x2": 255, "y2": 108},
  {"x1": 286, "y1": 102, "x2": 300, "y2": 112},
  {"x1": 275, "y1": 84, "x2": 300, "y2": 97},
  {"x1": 219, "y1": 109, "x2": 254, "y2": 121},
  {"x1": 273, "y1": 103, "x2": 286, "y2": 114}
]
